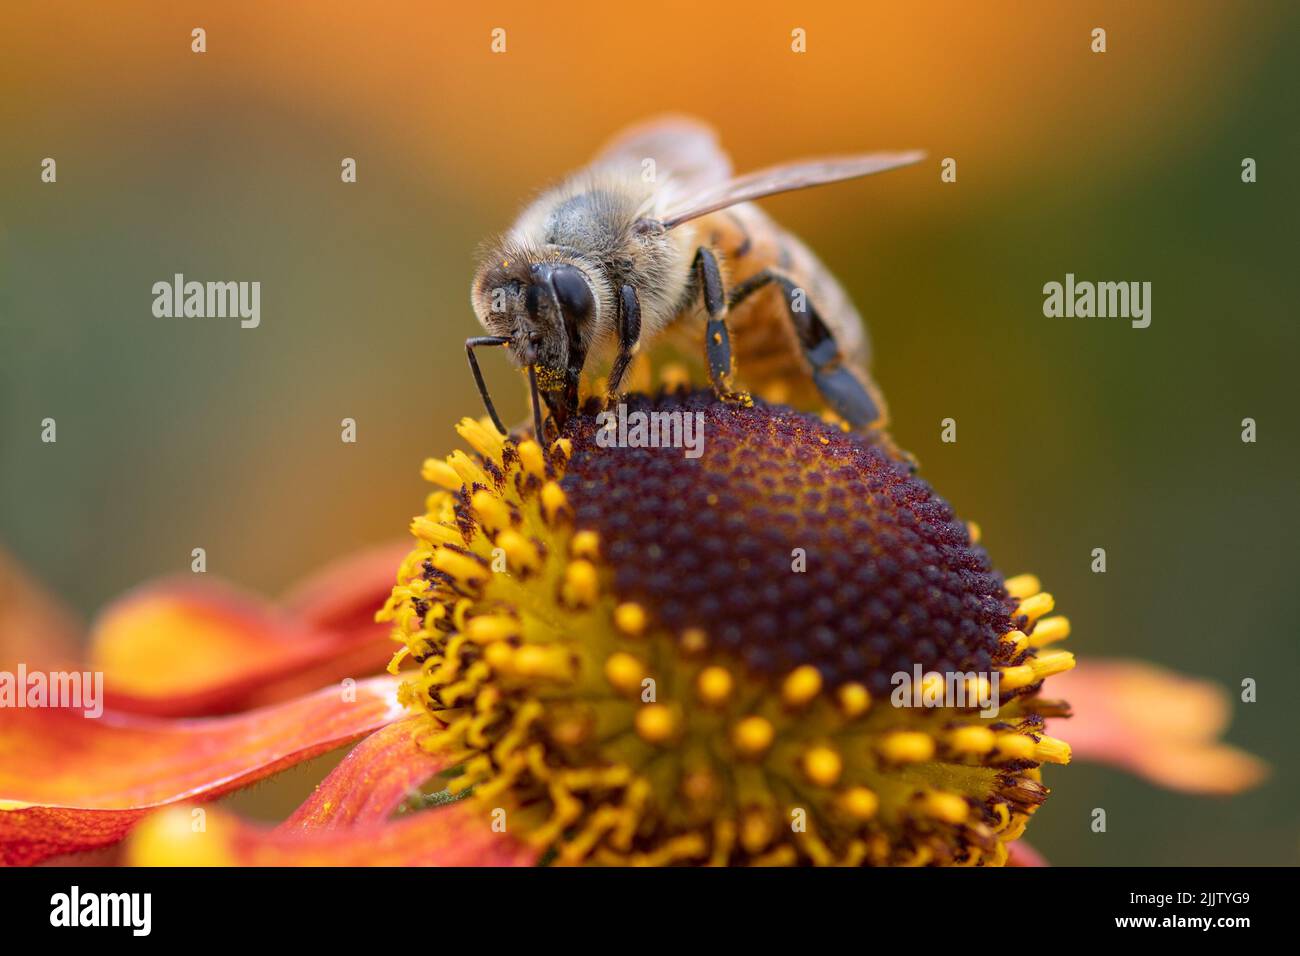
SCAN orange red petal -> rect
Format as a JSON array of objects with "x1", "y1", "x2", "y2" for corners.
[
  {"x1": 0, "y1": 676, "x2": 404, "y2": 865},
  {"x1": 126, "y1": 800, "x2": 541, "y2": 867},
  {"x1": 90, "y1": 575, "x2": 396, "y2": 717},
  {"x1": 283, "y1": 715, "x2": 446, "y2": 830},
  {"x1": 1048, "y1": 659, "x2": 1268, "y2": 795},
  {"x1": 1005, "y1": 840, "x2": 1047, "y2": 867}
]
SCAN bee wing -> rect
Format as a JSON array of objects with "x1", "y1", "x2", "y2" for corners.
[
  {"x1": 659, "y1": 151, "x2": 926, "y2": 230},
  {"x1": 589, "y1": 115, "x2": 733, "y2": 206}
]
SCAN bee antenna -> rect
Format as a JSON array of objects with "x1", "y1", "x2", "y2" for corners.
[
  {"x1": 527, "y1": 364, "x2": 545, "y2": 442},
  {"x1": 465, "y1": 335, "x2": 511, "y2": 435}
]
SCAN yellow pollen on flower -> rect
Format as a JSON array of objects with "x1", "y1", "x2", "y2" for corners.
[
  {"x1": 1029, "y1": 616, "x2": 1071, "y2": 647},
  {"x1": 385, "y1": 404, "x2": 1076, "y2": 867},
  {"x1": 1003, "y1": 574, "x2": 1041, "y2": 599},
  {"x1": 570, "y1": 529, "x2": 600, "y2": 560},
  {"x1": 447, "y1": 450, "x2": 489, "y2": 487},
  {"x1": 782, "y1": 665, "x2": 823, "y2": 708},
  {"x1": 466, "y1": 614, "x2": 520, "y2": 643},
  {"x1": 516, "y1": 439, "x2": 548, "y2": 480},
  {"x1": 1034, "y1": 735, "x2": 1073, "y2": 765},
  {"x1": 613, "y1": 602, "x2": 648, "y2": 637},
  {"x1": 1030, "y1": 649, "x2": 1076, "y2": 679},
  {"x1": 604, "y1": 652, "x2": 645, "y2": 695},
  {"x1": 495, "y1": 529, "x2": 541, "y2": 575},
  {"x1": 879, "y1": 732, "x2": 935, "y2": 764},
  {"x1": 433, "y1": 548, "x2": 489, "y2": 587},
  {"x1": 1016, "y1": 592, "x2": 1055, "y2": 625},
  {"x1": 732, "y1": 716, "x2": 775, "y2": 758},
  {"x1": 635, "y1": 703, "x2": 678, "y2": 744},
  {"x1": 512, "y1": 644, "x2": 573, "y2": 681},
  {"x1": 696, "y1": 665, "x2": 734, "y2": 706},
  {"x1": 839, "y1": 786, "x2": 879, "y2": 820},
  {"x1": 739, "y1": 808, "x2": 775, "y2": 853},
  {"x1": 541, "y1": 481, "x2": 569, "y2": 524},
  {"x1": 920, "y1": 791, "x2": 970, "y2": 825},
  {"x1": 561, "y1": 559, "x2": 599, "y2": 607},
  {"x1": 1001, "y1": 629, "x2": 1029, "y2": 655},
  {"x1": 802, "y1": 745, "x2": 843, "y2": 787},
  {"x1": 947, "y1": 725, "x2": 996, "y2": 755},
  {"x1": 410, "y1": 514, "x2": 460, "y2": 545},
  {"x1": 837, "y1": 682, "x2": 871, "y2": 717},
  {"x1": 470, "y1": 489, "x2": 513, "y2": 533},
  {"x1": 993, "y1": 733, "x2": 1036, "y2": 761},
  {"x1": 679, "y1": 627, "x2": 709, "y2": 656},
  {"x1": 420, "y1": 457, "x2": 463, "y2": 490},
  {"x1": 457, "y1": 417, "x2": 505, "y2": 459}
]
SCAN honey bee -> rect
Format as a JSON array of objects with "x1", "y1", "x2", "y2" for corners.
[{"x1": 467, "y1": 116, "x2": 923, "y2": 438}]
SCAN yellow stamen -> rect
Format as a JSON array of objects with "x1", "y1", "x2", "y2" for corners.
[
  {"x1": 470, "y1": 489, "x2": 512, "y2": 533},
  {"x1": 421, "y1": 457, "x2": 462, "y2": 490},
  {"x1": 433, "y1": 548, "x2": 488, "y2": 587},
  {"x1": 1001, "y1": 629, "x2": 1029, "y2": 655},
  {"x1": 839, "y1": 786, "x2": 879, "y2": 821},
  {"x1": 1016, "y1": 592, "x2": 1054, "y2": 625},
  {"x1": 696, "y1": 666, "x2": 734, "y2": 706},
  {"x1": 541, "y1": 481, "x2": 569, "y2": 524},
  {"x1": 466, "y1": 614, "x2": 520, "y2": 643},
  {"x1": 457, "y1": 417, "x2": 505, "y2": 459},
  {"x1": 837, "y1": 682, "x2": 871, "y2": 717},
  {"x1": 516, "y1": 439, "x2": 547, "y2": 480},
  {"x1": 920, "y1": 791, "x2": 969, "y2": 825},
  {"x1": 947, "y1": 725, "x2": 996, "y2": 755},
  {"x1": 781, "y1": 665, "x2": 822, "y2": 708},
  {"x1": 739, "y1": 808, "x2": 774, "y2": 853},
  {"x1": 635, "y1": 703, "x2": 678, "y2": 744},
  {"x1": 1034, "y1": 735, "x2": 1072, "y2": 765},
  {"x1": 1029, "y1": 616, "x2": 1071, "y2": 647},
  {"x1": 561, "y1": 560, "x2": 599, "y2": 608},
  {"x1": 513, "y1": 644, "x2": 574, "y2": 681},
  {"x1": 802, "y1": 745, "x2": 843, "y2": 787},
  {"x1": 613, "y1": 602, "x2": 648, "y2": 637},
  {"x1": 1030, "y1": 648, "x2": 1075, "y2": 679},
  {"x1": 679, "y1": 628, "x2": 709, "y2": 655},
  {"x1": 993, "y1": 734, "x2": 1036, "y2": 761},
  {"x1": 732, "y1": 716, "x2": 775, "y2": 758},
  {"x1": 570, "y1": 529, "x2": 600, "y2": 560},
  {"x1": 410, "y1": 515, "x2": 459, "y2": 545},
  {"x1": 447, "y1": 450, "x2": 489, "y2": 487},
  {"x1": 604, "y1": 652, "x2": 645, "y2": 696},
  {"x1": 879, "y1": 731, "x2": 935, "y2": 763},
  {"x1": 1003, "y1": 574, "x2": 1041, "y2": 599},
  {"x1": 495, "y1": 529, "x2": 541, "y2": 575}
]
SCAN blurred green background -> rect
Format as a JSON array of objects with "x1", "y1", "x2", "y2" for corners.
[{"x1": 2, "y1": 1, "x2": 1296, "y2": 864}]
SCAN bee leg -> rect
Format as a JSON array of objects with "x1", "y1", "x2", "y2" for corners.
[
  {"x1": 465, "y1": 335, "x2": 512, "y2": 435},
  {"x1": 727, "y1": 271, "x2": 886, "y2": 430},
  {"x1": 693, "y1": 247, "x2": 748, "y2": 403},
  {"x1": 605, "y1": 284, "x2": 642, "y2": 403}
]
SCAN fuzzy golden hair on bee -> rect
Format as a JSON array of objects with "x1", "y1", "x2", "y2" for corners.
[{"x1": 463, "y1": 114, "x2": 924, "y2": 439}]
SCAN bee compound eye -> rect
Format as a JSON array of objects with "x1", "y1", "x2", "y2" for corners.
[
  {"x1": 524, "y1": 282, "x2": 542, "y2": 318},
  {"x1": 551, "y1": 265, "x2": 594, "y2": 320}
]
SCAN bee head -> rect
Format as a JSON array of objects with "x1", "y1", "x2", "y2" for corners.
[{"x1": 471, "y1": 248, "x2": 600, "y2": 431}]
